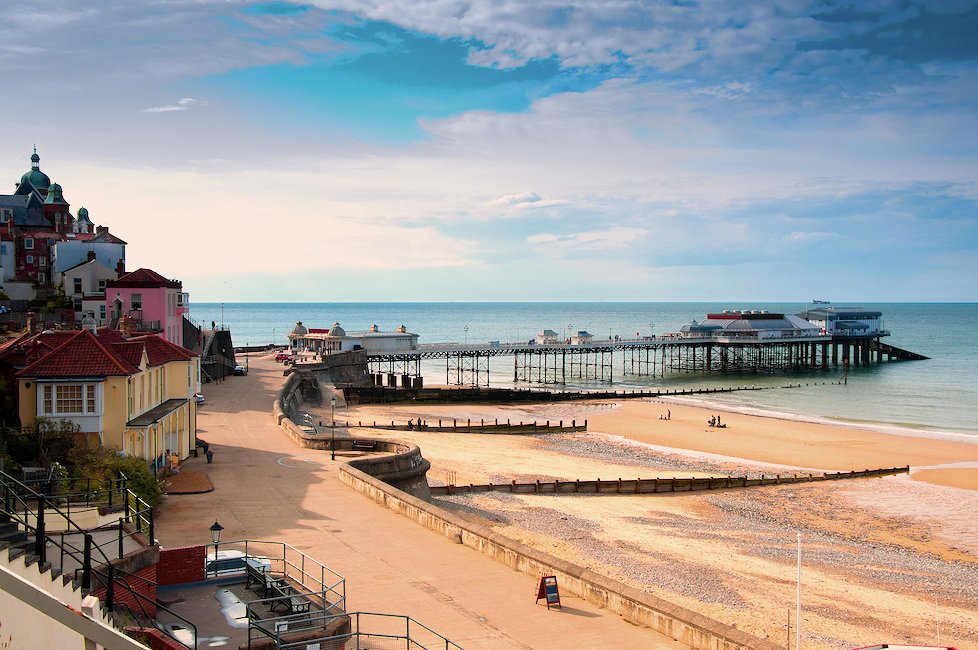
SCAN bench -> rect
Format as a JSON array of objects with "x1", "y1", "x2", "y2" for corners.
[
  {"x1": 268, "y1": 580, "x2": 311, "y2": 615},
  {"x1": 351, "y1": 440, "x2": 376, "y2": 451},
  {"x1": 246, "y1": 564, "x2": 287, "y2": 600}
]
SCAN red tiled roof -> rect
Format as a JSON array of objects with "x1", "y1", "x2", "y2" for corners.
[
  {"x1": 17, "y1": 330, "x2": 137, "y2": 378},
  {"x1": 107, "y1": 267, "x2": 181, "y2": 289},
  {"x1": 111, "y1": 341, "x2": 146, "y2": 368},
  {"x1": 95, "y1": 328, "x2": 128, "y2": 344},
  {"x1": 128, "y1": 334, "x2": 197, "y2": 364}
]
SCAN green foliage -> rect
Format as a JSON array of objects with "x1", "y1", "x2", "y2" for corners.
[
  {"x1": 73, "y1": 443, "x2": 162, "y2": 506},
  {"x1": 0, "y1": 418, "x2": 81, "y2": 472}
]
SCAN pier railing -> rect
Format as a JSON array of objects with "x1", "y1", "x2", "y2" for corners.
[{"x1": 429, "y1": 466, "x2": 911, "y2": 496}]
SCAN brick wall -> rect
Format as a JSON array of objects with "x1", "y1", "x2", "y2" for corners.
[
  {"x1": 92, "y1": 563, "x2": 158, "y2": 617},
  {"x1": 157, "y1": 545, "x2": 205, "y2": 586}
]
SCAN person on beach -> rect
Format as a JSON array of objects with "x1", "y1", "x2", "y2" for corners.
[{"x1": 668, "y1": 409, "x2": 671, "y2": 420}]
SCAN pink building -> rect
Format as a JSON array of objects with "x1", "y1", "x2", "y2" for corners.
[{"x1": 105, "y1": 268, "x2": 189, "y2": 345}]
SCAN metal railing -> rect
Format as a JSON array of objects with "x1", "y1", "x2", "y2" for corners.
[
  {"x1": 208, "y1": 539, "x2": 346, "y2": 611},
  {"x1": 274, "y1": 612, "x2": 463, "y2": 650},
  {"x1": 0, "y1": 469, "x2": 189, "y2": 648}
]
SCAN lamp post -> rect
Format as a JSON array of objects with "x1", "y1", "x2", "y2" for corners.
[
  {"x1": 330, "y1": 396, "x2": 337, "y2": 461},
  {"x1": 650, "y1": 322, "x2": 655, "y2": 338},
  {"x1": 463, "y1": 325, "x2": 469, "y2": 346},
  {"x1": 209, "y1": 521, "x2": 223, "y2": 545}
]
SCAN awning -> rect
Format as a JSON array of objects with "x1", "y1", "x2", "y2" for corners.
[{"x1": 127, "y1": 398, "x2": 187, "y2": 427}]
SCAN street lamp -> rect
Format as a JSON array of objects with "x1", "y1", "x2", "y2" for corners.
[
  {"x1": 330, "y1": 396, "x2": 337, "y2": 461},
  {"x1": 650, "y1": 322, "x2": 655, "y2": 338},
  {"x1": 209, "y1": 521, "x2": 223, "y2": 545},
  {"x1": 463, "y1": 325, "x2": 469, "y2": 345}
]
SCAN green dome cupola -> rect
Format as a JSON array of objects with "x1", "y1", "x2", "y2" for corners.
[
  {"x1": 20, "y1": 146, "x2": 51, "y2": 192},
  {"x1": 44, "y1": 181, "x2": 67, "y2": 205}
]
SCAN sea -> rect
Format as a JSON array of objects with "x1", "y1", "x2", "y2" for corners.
[{"x1": 190, "y1": 302, "x2": 978, "y2": 440}]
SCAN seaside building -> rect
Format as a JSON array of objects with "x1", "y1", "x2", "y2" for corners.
[
  {"x1": 287, "y1": 321, "x2": 419, "y2": 355},
  {"x1": 570, "y1": 330, "x2": 593, "y2": 345},
  {"x1": 15, "y1": 327, "x2": 200, "y2": 465},
  {"x1": 679, "y1": 311, "x2": 824, "y2": 340},
  {"x1": 536, "y1": 329, "x2": 560, "y2": 344},
  {"x1": 796, "y1": 305, "x2": 886, "y2": 338},
  {"x1": 0, "y1": 149, "x2": 126, "y2": 300},
  {"x1": 105, "y1": 268, "x2": 190, "y2": 345}
]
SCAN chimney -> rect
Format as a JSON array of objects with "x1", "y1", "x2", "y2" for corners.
[
  {"x1": 87, "y1": 250, "x2": 97, "y2": 262},
  {"x1": 26, "y1": 311, "x2": 37, "y2": 334},
  {"x1": 116, "y1": 259, "x2": 125, "y2": 275},
  {"x1": 96, "y1": 226, "x2": 108, "y2": 235}
]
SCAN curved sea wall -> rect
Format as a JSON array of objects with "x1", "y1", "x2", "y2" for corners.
[{"x1": 274, "y1": 372, "x2": 431, "y2": 500}]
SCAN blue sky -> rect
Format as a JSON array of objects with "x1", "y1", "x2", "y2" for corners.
[{"x1": 1, "y1": 0, "x2": 976, "y2": 301}]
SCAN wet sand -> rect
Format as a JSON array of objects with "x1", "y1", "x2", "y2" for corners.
[{"x1": 324, "y1": 395, "x2": 978, "y2": 650}]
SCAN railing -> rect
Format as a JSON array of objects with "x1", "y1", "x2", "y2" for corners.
[
  {"x1": 268, "y1": 611, "x2": 463, "y2": 650},
  {"x1": 208, "y1": 539, "x2": 346, "y2": 612},
  {"x1": 0, "y1": 469, "x2": 187, "y2": 648}
]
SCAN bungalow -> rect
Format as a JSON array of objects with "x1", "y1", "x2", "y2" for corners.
[{"x1": 16, "y1": 328, "x2": 200, "y2": 467}]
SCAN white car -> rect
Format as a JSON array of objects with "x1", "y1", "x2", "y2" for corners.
[
  {"x1": 194, "y1": 393, "x2": 205, "y2": 405},
  {"x1": 205, "y1": 550, "x2": 271, "y2": 577}
]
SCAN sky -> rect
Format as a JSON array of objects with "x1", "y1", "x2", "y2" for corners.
[{"x1": 1, "y1": 0, "x2": 976, "y2": 302}]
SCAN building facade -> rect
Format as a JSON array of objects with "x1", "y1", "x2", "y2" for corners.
[
  {"x1": 16, "y1": 328, "x2": 200, "y2": 465},
  {"x1": 105, "y1": 268, "x2": 189, "y2": 345},
  {"x1": 0, "y1": 149, "x2": 125, "y2": 298}
]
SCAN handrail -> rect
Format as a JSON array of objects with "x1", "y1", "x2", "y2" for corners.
[{"x1": 0, "y1": 468, "x2": 185, "y2": 648}]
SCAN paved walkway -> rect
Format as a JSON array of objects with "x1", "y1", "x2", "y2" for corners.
[{"x1": 154, "y1": 355, "x2": 686, "y2": 649}]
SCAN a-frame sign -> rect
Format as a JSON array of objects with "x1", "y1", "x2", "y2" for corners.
[{"x1": 535, "y1": 575, "x2": 561, "y2": 609}]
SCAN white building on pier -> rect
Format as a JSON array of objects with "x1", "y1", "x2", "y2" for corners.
[{"x1": 287, "y1": 321, "x2": 419, "y2": 355}]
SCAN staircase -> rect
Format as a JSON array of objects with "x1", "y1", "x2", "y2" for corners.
[{"x1": 1, "y1": 470, "x2": 197, "y2": 649}]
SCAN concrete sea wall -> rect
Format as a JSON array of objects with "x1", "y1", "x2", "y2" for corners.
[{"x1": 338, "y1": 464, "x2": 781, "y2": 650}]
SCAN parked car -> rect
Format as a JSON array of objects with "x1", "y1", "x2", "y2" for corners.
[
  {"x1": 204, "y1": 549, "x2": 271, "y2": 577},
  {"x1": 194, "y1": 393, "x2": 205, "y2": 405},
  {"x1": 275, "y1": 351, "x2": 292, "y2": 362},
  {"x1": 232, "y1": 365, "x2": 247, "y2": 375}
]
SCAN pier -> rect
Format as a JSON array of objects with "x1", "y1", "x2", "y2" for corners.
[
  {"x1": 364, "y1": 334, "x2": 924, "y2": 387},
  {"x1": 289, "y1": 307, "x2": 927, "y2": 387}
]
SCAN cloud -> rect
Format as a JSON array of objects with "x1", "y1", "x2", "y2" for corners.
[
  {"x1": 526, "y1": 226, "x2": 648, "y2": 251},
  {"x1": 487, "y1": 191, "x2": 541, "y2": 207},
  {"x1": 141, "y1": 98, "x2": 208, "y2": 113}
]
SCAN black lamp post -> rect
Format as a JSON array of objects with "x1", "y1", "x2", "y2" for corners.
[
  {"x1": 209, "y1": 520, "x2": 223, "y2": 545},
  {"x1": 330, "y1": 396, "x2": 337, "y2": 461}
]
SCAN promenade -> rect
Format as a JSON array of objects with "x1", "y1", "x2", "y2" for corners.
[{"x1": 154, "y1": 353, "x2": 686, "y2": 649}]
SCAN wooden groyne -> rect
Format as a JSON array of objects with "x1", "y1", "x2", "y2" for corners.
[
  {"x1": 321, "y1": 418, "x2": 587, "y2": 434},
  {"x1": 342, "y1": 382, "x2": 812, "y2": 405},
  {"x1": 429, "y1": 466, "x2": 910, "y2": 496}
]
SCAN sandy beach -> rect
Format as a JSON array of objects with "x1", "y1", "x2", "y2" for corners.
[{"x1": 317, "y1": 393, "x2": 978, "y2": 649}]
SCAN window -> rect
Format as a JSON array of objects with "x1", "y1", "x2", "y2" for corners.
[
  {"x1": 26, "y1": 255, "x2": 33, "y2": 264},
  {"x1": 39, "y1": 256, "x2": 46, "y2": 267},
  {"x1": 39, "y1": 384, "x2": 101, "y2": 416},
  {"x1": 24, "y1": 237, "x2": 33, "y2": 249},
  {"x1": 99, "y1": 305, "x2": 106, "y2": 318},
  {"x1": 0, "y1": 210, "x2": 9, "y2": 223},
  {"x1": 57, "y1": 385, "x2": 83, "y2": 413},
  {"x1": 37, "y1": 272, "x2": 45, "y2": 284},
  {"x1": 0, "y1": 243, "x2": 6, "y2": 254},
  {"x1": 131, "y1": 293, "x2": 142, "y2": 310},
  {"x1": 98, "y1": 280, "x2": 106, "y2": 292},
  {"x1": 74, "y1": 278, "x2": 83, "y2": 294}
]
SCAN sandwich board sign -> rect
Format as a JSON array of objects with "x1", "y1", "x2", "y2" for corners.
[{"x1": 535, "y1": 575, "x2": 561, "y2": 609}]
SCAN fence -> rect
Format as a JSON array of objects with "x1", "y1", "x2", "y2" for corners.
[{"x1": 430, "y1": 466, "x2": 911, "y2": 496}]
